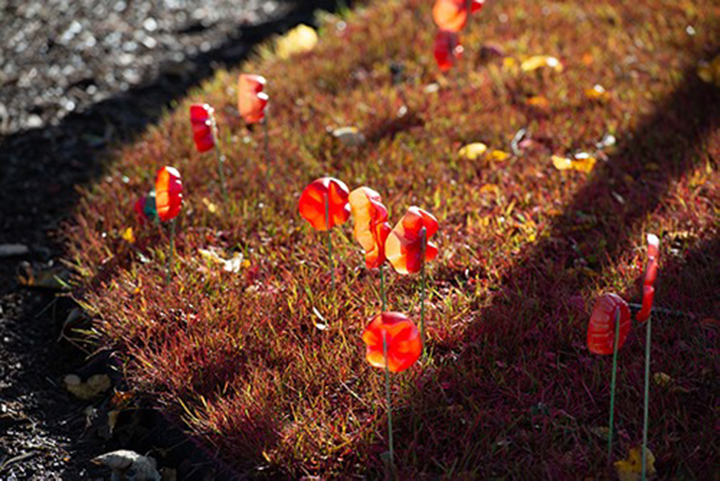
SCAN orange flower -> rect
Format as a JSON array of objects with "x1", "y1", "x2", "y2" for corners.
[
  {"x1": 587, "y1": 293, "x2": 631, "y2": 355},
  {"x1": 433, "y1": 0, "x2": 485, "y2": 32},
  {"x1": 155, "y1": 166, "x2": 183, "y2": 222},
  {"x1": 298, "y1": 177, "x2": 350, "y2": 231},
  {"x1": 348, "y1": 187, "x2": 392, "y2": 269},
  {"x1": 434, "y1": 30, "x2": 463, "y2": 72},
  {"x1": 636, "y1": 234, "x2": 659, "y2": 323},
  {"x1": 385, "y1": 207, "x2": 439, "y2": 274},
  {"x1": 362, "y1": 312, "x2": 422, "y2": 373},
  {"x1": 238, "y1": 74, "x2": 269, "y2": 124}
]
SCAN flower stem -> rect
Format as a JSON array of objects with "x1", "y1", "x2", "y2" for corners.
[
  {"x1": 607, "y1": 308, "x2": 621, "y2": 461},
  {"x1": 383, "y1": 331, "x2": 394, "y2": 477},
  {"x1": 420, "y1": 227, "x2": 427, "y2": 354},
  {"x1": 165, "y1": 219, "x2": 175, "y2": 284},
  {"x1": 214, "y1": 144, "x2": 228, "y2": 202},
  {"x1": 264, "y1": 109, "x2": 271, "y2": 182},
  {"x1": 380, "y1": 264, "x2": 386, "y2": 312},
  {"x1": 324, "y1": 193, "x2": 335, "y2": 291},
  {"x1": 641, "y1": 314, "x2": 652, "y2": 481}
]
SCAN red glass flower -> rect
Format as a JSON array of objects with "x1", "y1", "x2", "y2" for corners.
[
  {"x1": 636, "y1": 234, "x2": 660, "y2": 323},
  {"x1": 433, "y1": 0, "x2": 485, "y2": 32},
  {"x1": 298, "y1": 177, "x2": 351, "y2": 231},
  {"x1": 238, "y1": 74, "x2": 269, "y2": 124},
  {"x1": 155, "y1": 167, "x2": 183, "y2": 222},
  {"x1": 189, "y1": 103, "x2": 216, "y2": 153},
  {"x1": 362, "y1": 312, "x2": 422, "y2": 373},
  {"x1": 587, "y1": 293, "x2": 632, "y2": 355},
  {"x1": 386, "y1": 206, "x2": 439, "y2": 275},
  {"x1": 434, "y1": 30, "x2": 463, "y2": 72},
  {"x1": 348, "y1": 187, "x2": 392, "y2": 269}
]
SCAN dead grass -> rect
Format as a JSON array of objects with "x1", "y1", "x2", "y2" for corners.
[{"x1": 65, "y1": 0, "x2": 718, "y2": 477}]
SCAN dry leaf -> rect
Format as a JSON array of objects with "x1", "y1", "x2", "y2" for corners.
[
  {"x1": 552, "y1": 153, "x2": 596, "y2": 173},
  {"x1": 653, "y1": 372, "x2": 672, "y2": 387},
  {"x1": 202, "y1": 197, "x2": 219, "y2": 214},
  {"x1": 121, "y1": 227, "x2": 135, "y2": 244},
  {"x1": 521, "y1": 55, "x2": 563, "y2": 73},
  {"x1": 526, "y1": 96, "x2": 550, "y2": 108},
  {"x1": 697, "y1": 55, "x2": 720, "y2": 87},
  {"x1": 199, "y1": 248, "x2": 245, "y2": 273},
  {"x1": 487, "y1": 150, "x2": 511, "y2": 162},
  {"x1": 585, "y1": 84, "x2": 610, "y2": 101},
  {"x1": 614, "y1": 446, "x2": 656, "y2": 480},
  {"x1": 479, "y1": 183, "x2": 500, "y2": 196},
  {"x1": 17, "y1": 262, "x2": 71, "y2": 290},
  {"x1": 64, "y1": 374, "x2": 112, "y2": 400},
  {"x1": 332, "y1": 126, "x2": 366, "y2": 146},
  {"x1": 458, "y1": 142, "x2": 488, "y2": 159},
  {"x1": 275, "y1": 24, "x2": 318, "y2": 59}
]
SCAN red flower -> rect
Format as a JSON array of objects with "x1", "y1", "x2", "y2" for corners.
[
  {"x1": 587, "y1": 293, "x2": 631, "y2": 355},
  {"x1": 386, "y1": 207, "x2": 439, "y2": 275},
  {"x1": 433, "y1": 0, "x2": 485, "y2": 32},
  {"x1": 362, "y1": 312, "x2": 422, "y2": 373},
  {"x1": 238, "y1": 74, "x2": 269, "y2": 124},
  {"x1": 434, "y1": 30, "x2": 463, "y2": 72},
  {"x1": 298, "y1": 177, "x2": 350, "y2": 231},
  {"x1": 636, "y1": 234, "x2": 659, "y2": 323},
  {"x1": 155, "y1": 167, "x2": 183, "y2": 222},
  {"x1": 348, "y1": 187, "x2": 392, "y2": 269},
  {"x1": 189, "y1": 103, "x2": 216, "y2": 153}
]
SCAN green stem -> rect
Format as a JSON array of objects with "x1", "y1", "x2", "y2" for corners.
[
  {"x1": 641, "y1": 314, "x2": 652, "y2": 481},
  {"x1": 420, "y1": 228, "x2": 427, "y2": 353},
  {"x1": 383, "y1": 332, "x2": 394, "y2": 477},
  {"x1": 165, "y1": 219, "x2": 175, "y2": 284},
  {"x1": 214, "y1": 144, "x2": 228, "y2": 202},
  {"x1": 325, "y1": 193, "x2": 335, "y2": 291},
  {"x1": 264, "y1": 109, "x2": 271, "y2": 182},
  {"x1": 380, "y1": 264, "x2": 386, "y2": 312},
  {"x1": 607, "y1": 308, "x2": 621, "y2": 461}
]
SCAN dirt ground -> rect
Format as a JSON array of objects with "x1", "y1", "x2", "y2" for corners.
[{"x1": 0, "y1": 1, "x2": 343, "y2": 478}]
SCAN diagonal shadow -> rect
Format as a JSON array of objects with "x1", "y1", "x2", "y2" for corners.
[{"x1": 412, "y1": 65, "x2": 718, "y2": 477}]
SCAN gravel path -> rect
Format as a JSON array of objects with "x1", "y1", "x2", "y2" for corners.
[{"x1": 0, "y1": 1, "x2": 342, "y2": 478}]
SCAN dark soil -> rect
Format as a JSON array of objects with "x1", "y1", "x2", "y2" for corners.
[{"x1": 0, "y1": 1, "x2": 348, "y2": 478}]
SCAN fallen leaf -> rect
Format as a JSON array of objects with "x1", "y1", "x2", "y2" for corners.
[
  {"x1": 585, "y1": 84, "x2": 610, "y2": 101},
  {"x1": 480, "y1": 183, "x2": 500, "y2": 195},
  {"x1": 332, "y1": 126, "x2": 366, "y2": 146},
  {"x1": 275, "y1": 24, "x2": 318, "y2": 59},
  {"x1": 487, "y1": 150, "x2": 511, "y2": 162},
  {"x1": 526, "y1": 95, "x2": 550, "y2": 108},
  {"x1": 653, "y1": 372, "x2": 672, "y2": 387},
  {"x1": 458, "y1": 142, "x2": 488, "y2": 159},
  {"x1": 697, "y1": 55, "x2": 720, "y2": 87},
  {"x1": 202, "y1": 197, "x2": 219, "y2": 214},
  {"x1": 64, "y1": 374, "x2": 112, "y2": 400},
  {"x1": 17, "y1": 262, "x2": 71, "y2": 290},
  {"x1": 521, "y1": 55, "x2": 563, "y2": 73},
  {"x1": 614, "y1": 446, "x2": 656, "y2": 480},
  {"x1": 121, "y1": 227, "x2": 135, "y2": 244},
  {"x1": 552, "y1": 153, "x2": 596, "y2": 173},
  {"x1": 199, "y1": 248, "x2": 245, "y2": 273}
]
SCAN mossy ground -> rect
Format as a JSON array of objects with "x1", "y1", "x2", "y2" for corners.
[{"x1": 66, "y1": 0, "x2": 718, "y2": 477}]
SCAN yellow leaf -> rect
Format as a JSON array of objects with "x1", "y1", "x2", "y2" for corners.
[
  {"x1": 458, "y1": 142, "x2": 488, "y2": 159},
  {"x1": 480, "y1": 183, "x2": 500, "y2": 195},
  {"x1": 202, "y1": 197, "x2": 218, "y2": 214},
  {"x1": 653, "y1": 372, "x2": 672, "y2": 387},
  {"x1": 526, "y1": 96, "x2": 550, "y2": 108},
  {"x1": 614, "y1": 446, "x2": 656, "y2": 480},
  {"x1": 487, "y1": 150, "x2": 511, "y2": 162},
  {"x1": 521, "y1": 55, "x2": 563, "y2": 73},
  {"x1": 697, "y1": 55, "x2": 720, "y2": 87},
  {"x1": 585, "y1": 84, "x2": 610, "y2": 101},
  {"x1": 275, "y1": 24, "x2": 318, "y2": 59},
  {"x1": 502, "y1": 57, "x2": 518, "y2": 72},
  {"x1": 552, "y1": 153, "x2": 596, "y2": 173},
  {"x1": 121, "y1": 227, "x2": 135, "y2": 244}
]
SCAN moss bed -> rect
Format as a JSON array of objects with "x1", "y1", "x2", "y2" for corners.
[{"x1": 66, "y1": 0, "x2": 718, "y2": 477}]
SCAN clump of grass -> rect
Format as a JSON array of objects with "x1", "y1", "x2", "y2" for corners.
[{"x1": 65, "y1": 0, "x2": 718, "y2": 477}]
